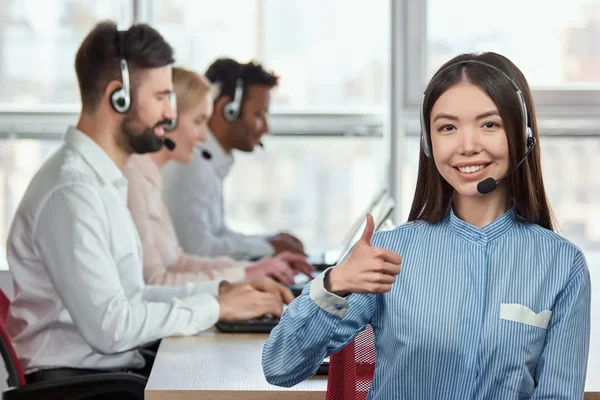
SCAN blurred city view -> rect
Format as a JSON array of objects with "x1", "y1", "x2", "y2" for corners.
[{"x1": 0, "y1": 0, "x2": 597, "y2": 258}]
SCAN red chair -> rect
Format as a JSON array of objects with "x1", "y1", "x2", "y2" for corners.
[
  {"x1": 326, "y1": 324, "x2": 376, "y2": 400},
  {"x1": 0, "y1": 289, "x2": 147, "y2": 400}
]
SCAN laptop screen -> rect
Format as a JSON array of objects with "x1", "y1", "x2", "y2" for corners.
[
  {"x1": 335, "y1": 188, "x2": 388, "y2": 250},
  {"x1": 335, "y1": 191, "x2": 395, "y2": 264}
]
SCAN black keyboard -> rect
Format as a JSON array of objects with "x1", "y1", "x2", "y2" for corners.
[
  {"x1": 249, "y1": 315, "x2": 279, "y2": 323},
  {"x1": 215, "y1": 315, "x2": 280, "y2": 333}
]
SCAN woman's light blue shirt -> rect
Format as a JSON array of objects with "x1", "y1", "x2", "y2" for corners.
[{"x1": 262, "y1": 208, "x2": 590, "y2": 399}]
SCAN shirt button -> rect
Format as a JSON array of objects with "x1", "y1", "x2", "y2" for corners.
[
  {"x1": 335, "y1": 305, "x2": 344, "y2": 311},
  {"x1": 472, "y1": 233, "x2": 481, "y2": 241}
]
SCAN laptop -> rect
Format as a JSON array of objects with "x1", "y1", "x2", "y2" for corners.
[{"x1": 215, "y1": 190, "x2": 396, "y2": 333}]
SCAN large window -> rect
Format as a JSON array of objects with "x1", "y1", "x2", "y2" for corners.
[
  {"x1": 0, "y1": 138, "x2": 61, "y2": 267},
  {"x1": 0, "y1": 0, "x2": 391, "y2": 274},
  {"x1": 0, "y1": 0, "x2": 132, "y2": 107},
  {"x1": 427, "y1": 0, "x2": 600, "y2": 89},
  {"x1": 152, "y1": 0, "x2": 390, "y2": 111},
  {"x1": 0, "y1": 135, "x2": 386, "y2": 270},
  {"x1": 224, "y1": 136, "x2": 387, "y2": 253}
]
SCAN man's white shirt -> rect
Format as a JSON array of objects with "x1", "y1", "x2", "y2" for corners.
[
  {"x1": 7, "y1": 127, "x2": 223, "y2": 372},
  {"x1": 162, "y1": 131, "x2": 274, "y2": 261}
]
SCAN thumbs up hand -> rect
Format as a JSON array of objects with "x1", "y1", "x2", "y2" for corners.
[{"x1": 326, "y1": 214, "x2": 402, "y2": 296}]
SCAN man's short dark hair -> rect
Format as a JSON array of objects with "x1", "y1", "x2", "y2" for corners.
[
  {"x1": 204, "y1": 58, "x2": 279, "y2": 102},
  {"x1": 75, "y1": 21, "x2": 175, "y2": 110}
]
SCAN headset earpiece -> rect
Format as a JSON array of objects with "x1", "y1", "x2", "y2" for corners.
[
  {"x1": 165, "y1": 118, "x2": 177, "y2": 131},
  {"x1": 526, "y1": 133, "x2": 536, "y2": 151},
  {"x1": 110, "y1": 86, "x2": 130, "y2": 113},
  {"x1": 223, "y1": 78, "x2": 244, "y2": 122},
  {"x1": 419, "y1": 94, "x2": 431, "y2": 158},
  {"x1": 165, "y1": 92, "x2": 178, "y2": 131},
  {"x1": 109, "y1": 32, "x2": 131, "y2": 114}
]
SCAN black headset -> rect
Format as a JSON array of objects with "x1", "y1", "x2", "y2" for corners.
[
  {"x1": 419, "y1": 59, "x2": 534, "y2": 158},
  {"x1": 110, "y1": 31, "x2": 131, "y2": 114}
]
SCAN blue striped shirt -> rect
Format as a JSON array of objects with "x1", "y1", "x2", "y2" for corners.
[{"x1": 262, "y1": 207, "x2": 591, "y2": 399}]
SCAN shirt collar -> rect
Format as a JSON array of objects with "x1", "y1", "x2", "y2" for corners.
[
  {"x1": 198, "y1": 130, "x2": 234, "y2": 180},
  {"x1": 127, "y1": 154, "x2": 162, "y2": 189},
  {"x1": 64, "y1": 126, "x2": 127, "y2": 187},
  {"x1": 446, "y1": 205, "x2": 518, "y2": 244}
]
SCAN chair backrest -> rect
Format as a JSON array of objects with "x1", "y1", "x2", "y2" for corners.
[
  {"x1": 0, "y1": 289, "x2": 26, "y2": 387},
  {"x1": 326, "y1": 324, "x2": 375, "y2": 400}
]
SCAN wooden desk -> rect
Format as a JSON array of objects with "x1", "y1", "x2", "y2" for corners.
[
  {"x1": 145, "y1": 331, "x2": 327, "y2": 400},
  {"x1": 145, "y1": 330, "x2": 599, "y2": 399}
]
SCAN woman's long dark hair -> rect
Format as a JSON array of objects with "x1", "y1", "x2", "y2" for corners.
[{"x1": 407, "y1": 52, "x2": 555, "y2": 231}]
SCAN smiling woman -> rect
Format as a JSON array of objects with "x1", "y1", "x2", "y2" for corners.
[
  {"x1": 263, "y1": 51, "x2": 591, "y2": 400},
  {"x1": 414, "y1": 53, "x2": 551, "y2": 230},
  {"x1": 429, "y1": 86, "x2": 509, "y2": 199}
]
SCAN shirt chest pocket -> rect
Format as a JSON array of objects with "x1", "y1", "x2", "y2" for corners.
[{"x1": 492, "y1": 303, "x2": 551, "y2": 396}]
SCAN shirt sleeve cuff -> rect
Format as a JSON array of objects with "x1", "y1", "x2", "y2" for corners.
[
  {"x1": 309, "y1": 267, "x2": 349, "y2": 318},
  {"x1": 177, "y1": 292, "x2": 220, "y2": 332}
]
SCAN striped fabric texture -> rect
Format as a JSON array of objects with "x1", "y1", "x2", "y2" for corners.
[{"x1": 262, "y1": 207, "x2": 591, "y2": 399}]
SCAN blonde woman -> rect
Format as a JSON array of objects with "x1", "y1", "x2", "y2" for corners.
[{"x1": 124, "y1": 67, "x2": 313, "y2": 287}]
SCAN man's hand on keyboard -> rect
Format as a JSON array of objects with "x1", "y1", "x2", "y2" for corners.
[
  {"x1": 248, "y1": 276, "x2": 295, "y2": 304},
  {"x1": 245, "y1": 256, "x2": 296, "y2": 285},
  {"x1": 217, "y1": 283, "x2": 284, "y2": 322}
]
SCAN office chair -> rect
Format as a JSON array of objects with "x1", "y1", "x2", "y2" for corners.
[
  {"x1": 0, "y1": 289, "x2": 147, "y2": 400},
  {"x1": 325, "y1": 324, "x2": 375, "y2": 400}
]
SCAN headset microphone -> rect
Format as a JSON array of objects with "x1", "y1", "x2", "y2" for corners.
[
  {"x1": 201, "y1": 149, "x2": 212, "y2": 160},
  {"x1": 477, "y1": 137, "x2": 536, "y2": 195},
  {"x1": 163, "y1": 138, "x2": 176, "y2": 151},
  {"x1": 476, "y1": 177, "x2": 500, "y2": 195}
]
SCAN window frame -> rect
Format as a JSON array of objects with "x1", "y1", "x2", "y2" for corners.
[
  {"x1": 0, "y1": 0, "x2": 596, "y2": 212},
  {"x1": 404, "y1": 0, "x2": 600, "y2": 113}
]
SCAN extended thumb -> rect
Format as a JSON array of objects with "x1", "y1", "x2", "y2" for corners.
[{"x1": 358, "y1": 214, "x2": 375, "y2": 245}]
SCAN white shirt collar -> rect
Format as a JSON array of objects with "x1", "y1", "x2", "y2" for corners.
[
  {"x1": 64, "y1": 126, "x2": 127, "y2": 187},
  {"x1": 198, "y1": 130, "x2": 234, "y2": 180}
]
